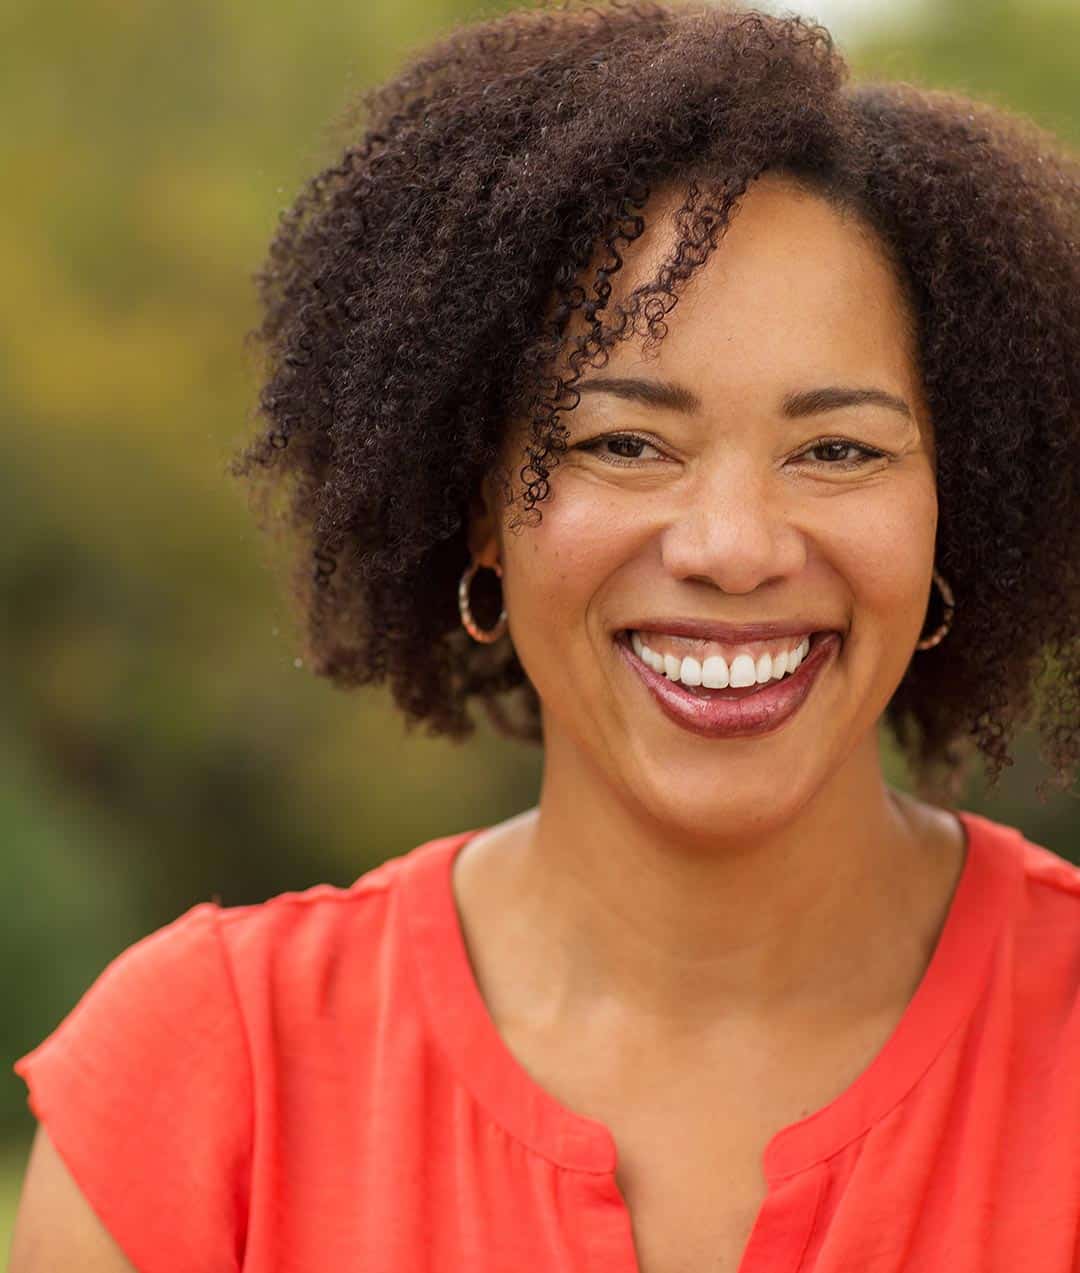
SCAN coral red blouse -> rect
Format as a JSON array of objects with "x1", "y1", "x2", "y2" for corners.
[{"x1": 13, "y1": 809, "x2": 1080, "y2": 1271}]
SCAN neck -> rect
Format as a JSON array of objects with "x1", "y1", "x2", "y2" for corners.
[{"x1": 469, "y1": 732, "x2": 963, "y2": 1041}]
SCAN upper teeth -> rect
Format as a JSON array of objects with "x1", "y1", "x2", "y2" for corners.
[{"x1": 629, "y1": 631, "x2": 812, "y2": 689}]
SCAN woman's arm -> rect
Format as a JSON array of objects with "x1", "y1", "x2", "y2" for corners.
[{"x1": 9, "y1": 1124, "x2": 138, "y2": 1273}]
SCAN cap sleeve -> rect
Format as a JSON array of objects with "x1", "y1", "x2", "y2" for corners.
[{"x1": 12, "y1": 901, "x2": 252, "y2": 1273}]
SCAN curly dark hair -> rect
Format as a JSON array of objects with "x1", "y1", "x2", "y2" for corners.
[{"x1": 230, "y1": 0, "x2": 1079, "y2": 804}]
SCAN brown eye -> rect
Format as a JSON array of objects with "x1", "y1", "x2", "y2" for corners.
[
  {"x1": 803, "y1": 438, "x2": 885, "y2": 469},
  {"x1": 607, "y1": 436, "x2": 650, "y2": 459},
  {"x1": 575, "y1": 432, "x2": 664, "y2": 466},
  {"x1": 815, "y1": 441, "x2": 855, "y2": 463}
]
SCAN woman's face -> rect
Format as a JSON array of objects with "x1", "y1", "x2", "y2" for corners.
[{"x1": 473, "y1": 173, "x2": 938, "y2": 837}]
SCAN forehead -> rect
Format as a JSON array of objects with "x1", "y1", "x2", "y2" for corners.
[{"x1": 570, "y1": 172, "x2": 921, "y2": 414}]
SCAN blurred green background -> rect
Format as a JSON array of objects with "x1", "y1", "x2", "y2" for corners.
[{"x1": 1, "y1": 0, "x2": 1077, "y2": 1249}]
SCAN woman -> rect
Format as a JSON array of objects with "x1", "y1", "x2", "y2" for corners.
[{"x1": 11, "y1": 3, "x2": 1080, "y2": 1270}]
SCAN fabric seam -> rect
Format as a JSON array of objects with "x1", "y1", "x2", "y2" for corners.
[
  {"x1": 207, "y1": 870, "x2": 397, "y2": 923},
  {"x1": 768, "y1": 997, "x2": 984, "y2": 1182}
]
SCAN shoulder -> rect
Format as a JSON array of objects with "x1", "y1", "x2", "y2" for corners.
[
  {"x1": 203, "y1": 832, "x2": 471, "y2": 1052},
  {"x1": 960, "y1": 807, "x2": 1080, "y2": 903},
  {"x1": 1011, "y1": 820, "x2": 1080, "y2": 944},
  {"x1": 977, "y1": 809, "x2": 1080, "y2": 914},
  {"x1": 14, "y1": 831, "x2": 463, "y2": 1107},
  {"x1": 1015, "y1": 832, "x2": 1080, "y2": 902},
  {"x1": 962, "y1": 809, "x2": 1080, "y2": 999},
  {"x1": 210, "y1": 836, "x2": 445, "y2": 982},
  {"x1": 10, "y1": 833, "x2": 468, "y2": 1273}
]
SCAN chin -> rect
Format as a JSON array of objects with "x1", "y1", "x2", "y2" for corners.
[{"x1": 630, "y1": 770, "x2": 817, "y2": 848}]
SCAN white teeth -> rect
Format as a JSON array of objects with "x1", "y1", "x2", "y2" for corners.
[
  {"x1": 729, "y1": 653, "x2": 757, "y2": 687},
  {"x1": 629, "y1": 631, "x2": 813, "y2": 692},
  {"x1": 702, "y1": 655, "x2": 729, "y2": 688},
  {"x1": 679, "y1": 656, "x2": 702, "y2": 686}
]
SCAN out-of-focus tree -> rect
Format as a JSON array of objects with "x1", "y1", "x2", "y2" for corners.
[
  {"x1": 846, "y1": 0, "x2": 1078, "y2": 146},
  {"x1": 0, "y1": 0, "x2": 535, "y2": 1143}
]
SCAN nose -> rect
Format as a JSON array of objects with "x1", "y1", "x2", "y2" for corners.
[{"x1": 658, "y1": 461, "x2": 806, "y2": 594}]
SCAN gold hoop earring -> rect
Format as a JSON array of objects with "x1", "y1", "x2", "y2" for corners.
[
  {"x1": 458, "y1": 558, "x2": 508, "y2": 644},
  {"x1": 915, "y1": 567, "x2": 955, "y2": 651}
]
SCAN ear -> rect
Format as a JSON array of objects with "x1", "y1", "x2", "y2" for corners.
[{"x1": 466, "y1": 474, "x2": 501, "y2": 568}]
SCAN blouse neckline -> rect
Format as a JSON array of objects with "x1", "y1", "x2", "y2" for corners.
[{"x1": 399, "y1": 808, "x2": 1023, "y2": 1181}]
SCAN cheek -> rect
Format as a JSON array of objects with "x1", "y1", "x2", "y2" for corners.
[
  {"x1": 831, "y1": 479, "x2": 937, "y2": 645},
  {"x1": 503, "y1": 484, "x2": 632, "y2": 620},
  {"x1": 498, "y1": 483, "x2": 642, "y2": 709}
]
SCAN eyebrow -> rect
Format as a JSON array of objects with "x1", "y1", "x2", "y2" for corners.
[{"x1": 572, "y1": 376, "x2": 911, "y2": 420}]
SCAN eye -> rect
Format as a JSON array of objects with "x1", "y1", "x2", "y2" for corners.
[
  {"x1": 799, "y1": 437, "x2": 887, "y2": 470},
  {"x1": 574, "y1": 432, "x2": 665, "y2": 466}
]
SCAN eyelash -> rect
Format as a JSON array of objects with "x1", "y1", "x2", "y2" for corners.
[{"x1": 574, "y1": 432, "x2": 887, "y2": 471}]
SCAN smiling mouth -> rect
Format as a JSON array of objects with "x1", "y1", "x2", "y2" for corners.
[
  {"x1": 615, "y1": 629, "x2": 832, "y2": 700},
  {"x1": 614, "y1": 628, "x2": 842, "y2": 740}
]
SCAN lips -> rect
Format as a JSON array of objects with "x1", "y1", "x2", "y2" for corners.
[
  {"x1": 616, "y1": 617, "x2": 835, "y2": 644},
  {"x1": 616, "y1": 629, "x2": 841, "y2": 740}
]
